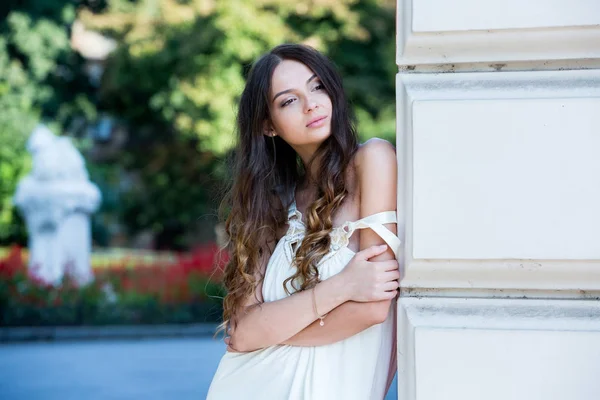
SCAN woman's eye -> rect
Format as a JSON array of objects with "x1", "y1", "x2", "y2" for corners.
[
  {"x1": 281, "y1": 98, "x2": 295, "y2": 107},
  {"x1": 314, "y1": 84, "x2": 324, "y2": 91}
]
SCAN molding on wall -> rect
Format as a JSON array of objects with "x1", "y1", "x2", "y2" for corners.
[
  {"x1": 401, "y1": 259, "x2": 600, "y2": 299},
  {"x1": 399, "y1": 68, "x2": 600, "y2": 100},
  {"x1": 397, "y1": 297, "x2": 600, "y2": 400},
  {"x1": 396, "y1": 69, "x2": 600, "y2": 297},
  {"x1": 397, "y1": 0, "x2": 600, "y2": 66},
  {"x1": 398, "y1": 59, "x2": 600, "y2": 73}
]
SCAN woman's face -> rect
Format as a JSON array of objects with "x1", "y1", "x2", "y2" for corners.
[{"x1": 267, "y1": 59, "x2": 333, "y2": 160}]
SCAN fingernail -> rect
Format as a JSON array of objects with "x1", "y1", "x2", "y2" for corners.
[{"x1": 379, "y1": 244, "x2": 388, "y2": 249}]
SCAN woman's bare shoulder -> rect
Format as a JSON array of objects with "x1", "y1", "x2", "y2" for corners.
[
  {"x1": 342, "y1": 138, "x2": 396, "y2": 204},
  {"x1": 352, "y1": 138, "x2": 396, "y2": 178}
]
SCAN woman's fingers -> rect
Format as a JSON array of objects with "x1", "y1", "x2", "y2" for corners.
[
  {"x1": 377, "y1": 259, "x2": 399, "y2": 272},
  {"x1": 382, "y1": 280, "x2": 399, "y2": 292},
  {"x1": 379, "y1": 289, "x2": 398, "y2": 300},
  {"x1": 383, "y1": 269, "x2": 401, "y2": 282},
  {"x1": 344, "y1": 244, "x2": 401, "y2": 302},
  {"x1": 356, "y1": 244, "x2": 388, "y2": 261}
]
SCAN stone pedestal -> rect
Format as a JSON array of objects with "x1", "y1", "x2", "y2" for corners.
[
  {"x1": 14, "y1": 125, "x2": 101, "y2": 286},
  {"x1": 395, "y1": 1, "x2": 600, "y2": 399}
]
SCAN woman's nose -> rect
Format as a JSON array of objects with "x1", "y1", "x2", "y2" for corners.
[{"x1": 305, "y1": 98, "x2": 319, "y2": 113}]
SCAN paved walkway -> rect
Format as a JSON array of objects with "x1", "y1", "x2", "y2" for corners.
[{"x1": 0, "y1": 337, "x2": 398, "y2": 399}]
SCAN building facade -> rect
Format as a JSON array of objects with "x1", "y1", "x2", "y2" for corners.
[{"x1": 395, "y1": 1, "x2": 600, "y2": 399}]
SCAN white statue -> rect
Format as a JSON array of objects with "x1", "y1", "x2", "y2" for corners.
[{"x1": 14, "y1": 124, "x2": 101, "y2": 286}]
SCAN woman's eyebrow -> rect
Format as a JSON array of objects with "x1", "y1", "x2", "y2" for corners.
[{"x1": 272, "y1": 74, "x2": 318, "y2": 103}]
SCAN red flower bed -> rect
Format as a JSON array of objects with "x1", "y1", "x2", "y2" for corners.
[
  {"x1": 0, "y1": 244, "x2": 228, "y2": 327},
  {"x1": 0, "y1": 245, "x2": 26, "y2": 280},
  {"x1": 92, "y1": 243, "x2": 228, "y2": 303}
]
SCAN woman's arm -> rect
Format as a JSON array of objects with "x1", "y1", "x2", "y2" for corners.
[
  {"x1": 281, "y1": 300, "x2": 389, "y2": 346},
  {"x1": 282, "y1": 138, "x2": 399, "y2": 347},
  {"x1": 229, "y1": 243, "x2": 396, "y2": 352},
  {"x1": 229, "y1": 271, "x2": 349, "y2": 352}
]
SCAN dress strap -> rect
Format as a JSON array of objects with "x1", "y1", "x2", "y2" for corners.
[
  {"x1": 287, "y1": 198, "x2": 299, "y2": 220},
  {"x1": 287, "y1": 183, "x2": 299, "y2": 220},
  {"x1": 341, "y1": 211, "x2": 401, "y2": 259}
]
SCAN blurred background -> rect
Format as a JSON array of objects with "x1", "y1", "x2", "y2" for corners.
[
  {"x1": 0, "y1": 0, "x2": 398, "y2": 398},
  {"x1": 1, "y1": 0, "x2": 396, "y2": 326}
]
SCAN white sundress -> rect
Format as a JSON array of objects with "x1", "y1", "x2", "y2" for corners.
[{"x1": 207, "y1": 200, "x2": 401, "y2": 400}]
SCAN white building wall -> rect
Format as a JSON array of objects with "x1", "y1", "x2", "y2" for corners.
[{"x1": 395, "y1": 1, "x2": 600, "y2": 399}]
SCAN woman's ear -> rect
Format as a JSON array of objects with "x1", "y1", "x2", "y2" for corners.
[{"x1": 263, "y1": 121, "x2": 277, "y2": 137}]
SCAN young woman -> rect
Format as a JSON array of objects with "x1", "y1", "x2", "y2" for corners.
[{"x1": 207, "y1": 44, "x2": 401, "y2": 400}]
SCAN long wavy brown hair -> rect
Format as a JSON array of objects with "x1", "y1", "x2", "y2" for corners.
[{"x1": 219, "y1": 44, "x2": 359, "y2": 332}]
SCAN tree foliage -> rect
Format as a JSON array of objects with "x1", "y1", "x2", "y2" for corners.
[
  {"x1": 0, "y1": 1, "x2": 98, "y2": 244},
  {"x1": 83, "y1": 0, "x2": 396, "y2": 154},
  {"x1": 83, "y1": 0, "x2": 396, "y2": 247},
  {"x1": 0, "y1": 0, "x2": 397, "y2": 248}
]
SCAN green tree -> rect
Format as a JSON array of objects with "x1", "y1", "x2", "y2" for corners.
[
  {"x1": 2, "y1": 3, "x2": 61, "y2": 243},
  {"x1": 0, "y1": 1, "x2": 101, "y2": 245},
  {"x1": 0, "y1": 0, "x2": 397, "y2": 247},
  {"x1": 85, "y1": 0, "x2": 396, "y2": 154},
  {"x1": 77, "y1": 0, "x2": 396, "y2": 247}
]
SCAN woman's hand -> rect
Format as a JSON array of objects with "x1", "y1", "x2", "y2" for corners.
[
  {"x1": 224, "y1": 325, "x2": 244, "y2": 353},
  {"x1": 337, "y1": 244, "x2": 400, "y2": 302},
  {"x1": 224, "y1": 336, "x2": 242, "y2": 353}
]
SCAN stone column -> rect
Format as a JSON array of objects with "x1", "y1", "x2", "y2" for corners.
[
  {"x1": 395, "y1": 1, "x2": 600, "y2": 399},
  {"x1": 14, "y1": 125, "x2": 101, "y2": 286}
]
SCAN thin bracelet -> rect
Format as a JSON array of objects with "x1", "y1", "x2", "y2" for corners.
[{"x1": 311, "y1": 286, "x2": 327, "y2": 326}]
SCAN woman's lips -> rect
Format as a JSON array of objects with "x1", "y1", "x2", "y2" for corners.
[{"x1": 306, "y1": 115, "x2": 328, "y2": 128}]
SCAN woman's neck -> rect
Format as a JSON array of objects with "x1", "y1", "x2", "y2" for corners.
[{"x1": 302, "y1": 152, "x2": 323, "y2": 184}]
